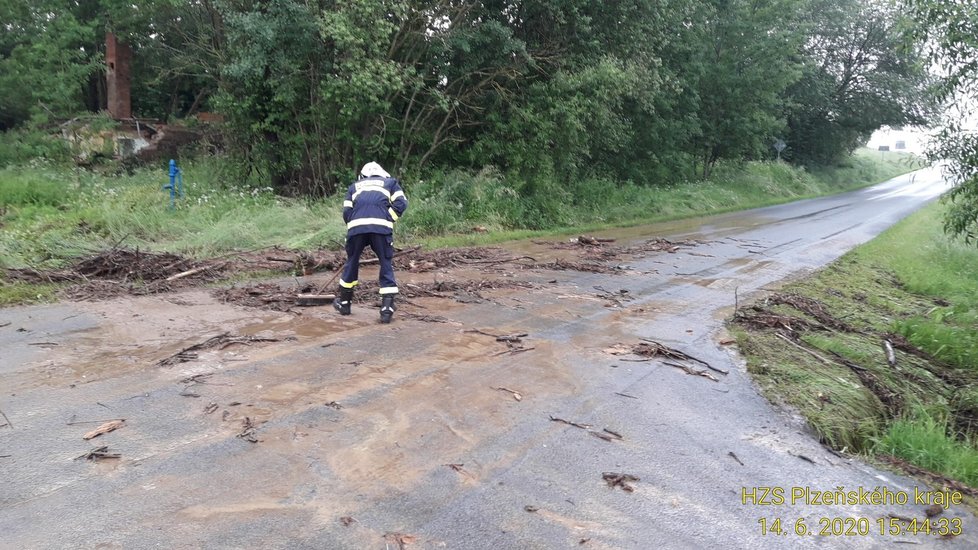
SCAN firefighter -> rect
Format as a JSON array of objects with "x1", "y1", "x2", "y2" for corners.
[{"x1": 334, "y1": 162, "x2": 408, "y2": 323}]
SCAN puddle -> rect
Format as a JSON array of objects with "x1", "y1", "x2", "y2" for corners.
[{"x1": 239, "y1": 316, "x2": 352, "y2": 339}]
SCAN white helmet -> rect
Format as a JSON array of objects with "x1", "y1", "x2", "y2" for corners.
[{"x1": 360, "y1": 161, "x2": 390, "y2": 178}]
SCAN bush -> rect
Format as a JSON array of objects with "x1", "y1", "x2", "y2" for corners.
[
  {"x1": 0, "y1": 165, "x2": 72, "y2": 207},
  {"x1": 0, "y1": 129, "x2": 70, "y2": 168}
]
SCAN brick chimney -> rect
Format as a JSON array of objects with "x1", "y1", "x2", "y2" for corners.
[{"x1": 105, "y1": 32, "x2": 132, "y2": 119}]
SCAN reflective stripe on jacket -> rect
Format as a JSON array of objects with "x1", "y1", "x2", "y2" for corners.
[{"x1": 342, "y1": 176, "x2": 408, "y2": 236}]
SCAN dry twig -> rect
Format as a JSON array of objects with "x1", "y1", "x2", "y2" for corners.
[
  {"x1": 82, "y1": 420, "x2": 125, "y2": 440},
  {"x1": 602, "y1": 472, "x2": 640, "y2": 492}
]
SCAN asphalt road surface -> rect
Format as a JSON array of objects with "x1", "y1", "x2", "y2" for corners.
[{"x1": 1, "y1": 167, "x2": 974, "y2": 549}]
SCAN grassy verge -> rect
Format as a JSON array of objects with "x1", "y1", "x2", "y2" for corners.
[
  {"x1": 1, "y1": 147, "x2": 921, "y2": 304},
  {"x1": 407, "y1": 148, "x2": 923, "y2": 248},
  {"x1": 731, "y1": 201, "x2": 978, "y2": 487}
]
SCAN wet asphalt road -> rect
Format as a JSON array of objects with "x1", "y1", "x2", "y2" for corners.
[{"x1": 1, "y1": 167, "x2": 975, "y2": 549}]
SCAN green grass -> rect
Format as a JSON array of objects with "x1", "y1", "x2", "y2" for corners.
[
  {"x1": 0, "y1": 159, "x2": 345, "y2": 269},
  {"x1": 0, "y1": 280, "x2": 61, "y2": 306},
  {"x1": 877, "y1": 408, "x2": 978, "y2": 487},
  {"x1": 733, "y1": 201, "x2": 978, "y2": 487},
  {"x1": 852, "y1": 201, "x2": 978, "y2": 368}
]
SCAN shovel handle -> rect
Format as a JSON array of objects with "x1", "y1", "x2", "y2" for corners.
[{"x1": 315, "y1": 265, "x2": 344, "y2": 295}]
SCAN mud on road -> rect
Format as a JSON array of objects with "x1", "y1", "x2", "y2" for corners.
[{"x1": 2, "y1": 169, "x2": 977, "y2": 549}]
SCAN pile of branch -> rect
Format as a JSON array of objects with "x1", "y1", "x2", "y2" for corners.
[
  {"x1": 393, "y1": 246, "x2": 526, "y2": 272},
  {"x1": 532, "y1": 258, "x2": 622, "y2": 274},
  {"x1": 630, "y1": 339, "x2": 729, "y2": 380},
  {"x1": 734, "y1": 307, "x2": 821, "y2": 337},
  {"x1": 767, "y1": 293, "x2": 857, "y2": 332},
  {"x1": 5, "y1": 245, "x2": 235, "y2": 299},
  {"x1": 623, "y1": 237, "x2": 698, "y2": 255},
  {"x1": 387, "y1": 279, "x2": 535, "y2": 301}
]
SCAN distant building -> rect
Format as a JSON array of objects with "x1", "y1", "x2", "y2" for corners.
[{"x1": 866, "y1": 126, "x2": 929, "y2": 154}]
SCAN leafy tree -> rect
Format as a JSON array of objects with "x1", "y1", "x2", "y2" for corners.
[
  {"x1": 682, "y1": 0, "x2": 805, "y2": 178},
  {"x1": 0, "y1": 1, "x2": 101, "y2": 128},
  {"x1": 905, "y1": 0, "x2": 978, "y2": 243},
  {"x1": 786, "y1": 0, "x2": 932, "y2": 166}
]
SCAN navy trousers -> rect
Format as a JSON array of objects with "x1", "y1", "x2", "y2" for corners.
[{"x1": 339, "y1": 233, "x2": 398, "y2": 294}]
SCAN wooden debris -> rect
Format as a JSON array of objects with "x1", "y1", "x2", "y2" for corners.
[
  {"x1": 166, "y1": 263, "x2": 224, "y2": 282},
  {"x1": 614, "y1": 392, "x2": 639, "y2": 399},
  {"x1": 82, "y1": 419, "x2": 125, "y2": 440},
  {"x1": 0, "y1": 408, "x2": 12, "y2": 429},
  {"x1": 186, "y1": 374, "x2": 233, "y2": 387},
  {"x1": 203, "y1": 403, "x2": 219, "y2": 414},
  {"x1": 157, "y1": 333, "x2": 281, "y2": 366},
  {"x1": 549, "y1": 416, "x2": 593, "y2": 430},
  {"x1": 384, "y1": 532, "x2": 418, "y2": 550},
  {"x1": 794, "y1": 453, "x2": 816, "y2": 464},
  {"x1": 883, "y1": 339, "x2": 897, "y2": 367},
  {"x1": 455, "y1": 255, "x2": 536, "y2": 265},
  {"x1": 295, "y1": 293, "x2": 335, "y2": 307},
  {"x1": 634, "y1": 339, "x2": 728, "y2": 375},
  {"x1": 602, "y1": 472, "x2": 640, "y2": 492},
  {"x1": 362, "y1": 245, "x2": 422, "y2": 266},
  {"x1": 76, "y1": 446, "x2": 121, "y2": 461},
  {"x1": 775, "y1": 333, "x2": 833, "y2": 365},
  {"x1": 401, "y1": 313, "x2": 452, "y2": 323},
  {"x1": 324, "y1": 401, "x2": 343, "y2": 410},
  {"x1": 663, "y1": 361, "x2": 719, "y2": 382},
  {"x1": 589, "y1": 428, "x2": 624, "y2": 443},
  {"x1": 445, "y1": 463, "x2": 465, "y2": 472},
  {"x1": 490, "y1": 346, "x2": 534, "y2": 357},
  {"x1": 728, "y1": 451, "x2": 745, "y2": 466},
  {"x1": 237, "y1": 417, "x2": 259, "y2": 443},
  {"x1": 494, "y1": 387, "x2": 523, "y2": 401},
  {"x1": 340, "y1": 516, "x2": 356, "y2": 527},
  {"x1": 66, "y1": 416, "x2": 125, "y2": 426},
  {"x1": 465, "y1": 329, "x2": 527, "y2": 342},
  {"x1": 588, "y1": 432, "x2": 614, "y2": 442}
]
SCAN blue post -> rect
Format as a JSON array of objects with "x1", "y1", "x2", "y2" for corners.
[{"x1": 163, "y1": 159, "x2": 184, "y2": 209}]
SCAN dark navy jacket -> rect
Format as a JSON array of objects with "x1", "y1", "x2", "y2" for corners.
[{"x1": 342, "y1": 176, "x2": 408, "y2": 237}]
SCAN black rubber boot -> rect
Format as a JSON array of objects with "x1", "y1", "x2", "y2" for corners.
[
  {"x1": 333, "y1": 288, "x2": 354, "y2": 315},
  {"x1": 380, "y1": 295, "x2": 396, "y2": 324}
]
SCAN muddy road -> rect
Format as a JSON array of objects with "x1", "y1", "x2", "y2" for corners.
[{"x1": 2, "y1": 167, "x2": 974, "y2": 549}]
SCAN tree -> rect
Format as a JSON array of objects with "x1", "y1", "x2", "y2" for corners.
[
  {"x1": 684, "y1": 0, "x2": 805, "y2": 178},
  {"x1": 786, "y1": 0, "x2": 932, "y2": 166},
  {"x1": 0, "y1": 1, "x2": 102, "y2": 128},
  {"x1": 905, "y1": 0, "x2": 978, "y2": 243}
]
